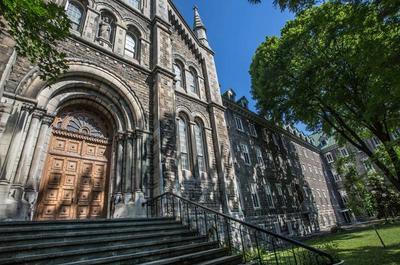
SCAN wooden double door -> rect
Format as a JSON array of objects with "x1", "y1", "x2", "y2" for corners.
[{"x1": 36, "y1": 109, "x2": 112, "y2": 220}]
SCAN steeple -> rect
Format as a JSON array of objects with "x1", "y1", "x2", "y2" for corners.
[{"x1": 193, "y1": 6, "x2": 210, "y2": 47}]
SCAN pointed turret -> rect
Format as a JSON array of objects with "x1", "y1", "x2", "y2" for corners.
[{"x1": 193, "y1": 6, "x2": 210, "y2": 47}]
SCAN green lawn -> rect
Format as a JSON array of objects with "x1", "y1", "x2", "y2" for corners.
[{"x1": 305, "y1": 223, "x2": 400, "y2": 265}]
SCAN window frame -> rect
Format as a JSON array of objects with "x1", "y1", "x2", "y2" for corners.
[
  {"x1": 339, "y1": 147, "x2": 349, "y2": 157},
  {"x1": 325, "y1": 152, "x2": 334, "y2": 163},
  {"x1": 173, "y1": 60, "x2": 185, "y2": 89},
  {"x1": 264, "y1": 184, "x2": 275, "y2": 208},
  {"x1": 234, "y1": 115, "x2": 244, "y2": 131},
  {"x1": 250, "y1": 183, "x2": 261, "y2": 209},
  {"x1": 240, "y1": 144, "x2": 251, "y2": 165},
  {"x1": 187, "y1": 67, "x2": 199, "y2": 95},
  {"x1": 65, "y1": 0, "x2": 85, "y2": 32},
  {"x1": 127, "y1": 0, "x2": 141, "y2": 10},
  {"x1": 249, "y1": 123, "x2": 257, "y2": 137},
  {"x1": 255, "y1": 147, "x2": 264, "y2": 168},
  {"x1": 177, "y1": 116, "x2": 191, "y2": 172},
  {"x1": 124, "y1": 32, "x2": 139, "y2": 59},
  {"x1": 194, "y1": 121, "x2": 207, "y2": 174}
]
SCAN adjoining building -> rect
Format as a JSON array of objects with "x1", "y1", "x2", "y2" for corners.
[
  {"x1": 223, "y1": 90, "x2": 337, "y2": 236},
  {"x1": 311, "y1": 132, "x2": 388, "y2": 224}
]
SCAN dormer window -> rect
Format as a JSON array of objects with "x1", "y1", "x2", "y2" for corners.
[{"x1": 127, "y1": 0, "x2": 141, "y2": 10}]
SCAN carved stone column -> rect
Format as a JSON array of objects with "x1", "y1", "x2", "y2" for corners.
[
  {"x1": 124, "y1": 132, "x2": 134, "y2": 203},
  {"x1": 0, "y1": 103, "x2": 34, "y2": 220},
  {"x1": 134, "y1": 130, "x2": 143, "y2": 191},
  {"x1": 14, "y1": 109, "x2": 46, "y2": 186},
  {"x1": 22, "y1": 115, "x2": 53, "y2": 220},
  {"x1": 114, "y1": 133, "x2": 124, "y2": 198},
  {"x1": 0, "y1": 103, "x2": 34, "y2": 183}
]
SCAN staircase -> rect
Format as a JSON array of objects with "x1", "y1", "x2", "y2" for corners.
[{"x1": 0, "y1": 217, "x2": 243, "y2": 265}]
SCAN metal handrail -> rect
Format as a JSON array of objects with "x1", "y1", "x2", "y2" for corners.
[{"x1": 144, "y1": 192, "x2": 336, "y2": 265}]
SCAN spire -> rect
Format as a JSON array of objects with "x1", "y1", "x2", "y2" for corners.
[
  {"x1": 193, "y1": 5, "x2": 210, "y2": 47},
  {"x1": 193, "y1": 5, "x2": 205, "y2": 30}
]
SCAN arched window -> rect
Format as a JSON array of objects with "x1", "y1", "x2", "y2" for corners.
[
  {"x1": 127, "y1": 0, "x2": 141, "y2": 10},
  {"x1": 66, "y1": 0, "x2": 84, "y2": 31},
  {"x1": 194, "y1": 122, "x2": 207, "y2": 173},
  {"x1": 173, "y1": 61, "x2": 185, "y2": 89},
  {"x1": 178, "y1": 117, "x2": 190, "y2": 171},
  {"x1": 187, "y1": 68, "x2": 198, "y2": 95},
  {"x1": 125, "y1": 34, "x2": 137, "y2": 58}
]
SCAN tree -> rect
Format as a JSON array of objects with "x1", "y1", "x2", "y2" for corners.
[
  {"x1": 335, "y1": 156, "x2": 375, "y2": 217},
  {"x1": 250, "y1": 2, "x2": 400, "y2": 191},
  {"x1": 0, "y1": 0, "x2": 70, "y2": 80},
  {"x1": 368, "y1": 174, "x2": 400, "y2": 220},
  {"x1": 247, "y1": 0, "x2": 400, "y2": 18}
]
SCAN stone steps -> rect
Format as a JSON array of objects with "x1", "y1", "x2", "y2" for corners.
[{"x1": 0, "y1": 217, "x2": 243, "y2": 265}]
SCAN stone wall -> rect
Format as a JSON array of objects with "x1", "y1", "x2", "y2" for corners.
[{"x1": 223, "y1": 97, "x2": 337, "y2": 236}]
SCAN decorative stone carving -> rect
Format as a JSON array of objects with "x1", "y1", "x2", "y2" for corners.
[{"x1": 99, "y1": 16, "x2": 112, "y2": 42}]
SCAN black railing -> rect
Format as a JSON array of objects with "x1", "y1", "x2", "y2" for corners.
[{"x1": 143, "y1": 192, "x2": 338, "y2": 265}]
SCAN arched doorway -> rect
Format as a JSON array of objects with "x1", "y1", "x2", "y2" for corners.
[{"x1": 35, "y1": 107, "x2": 113, "y2": 220}]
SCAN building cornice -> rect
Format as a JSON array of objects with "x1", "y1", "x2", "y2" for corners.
[{"x1": 223, "y1": 98, "x2": 320, "y2": 152}]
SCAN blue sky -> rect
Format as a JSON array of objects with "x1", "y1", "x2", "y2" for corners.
[{"x1": 172, "y1": 0, "x2": 310, "y2": 134}]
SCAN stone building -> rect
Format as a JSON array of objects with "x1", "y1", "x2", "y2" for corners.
[
  {"x1": 0, "y1": 0, "x2": 241, "y2": 221},
  {"x1": 0, "y1": 0, "x2": 337, "y2": 237},
  {"x1": 311, "y1": 133, "x2": 387, "y2": 224},
  {"x1": 222, "y1": 90, "x2": 337, "y2": 236}
]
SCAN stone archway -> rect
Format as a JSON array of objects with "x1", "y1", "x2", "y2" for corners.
[
  {"x1": 35, "y1": 107, "x2": 113, "y2": 220},
  {"x1": 0, "y1": 61, "x2": 150, "y2": 221}
]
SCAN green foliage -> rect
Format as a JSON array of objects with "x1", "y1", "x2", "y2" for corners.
[
  {"x1": 248, "y1": 0, "x2": 400, "y2": 17},
  {"x1": 0, "y1": 0, "x2": 70, "y2": 80},
  {"x1": 335, "y1": 156, "x2": 376, "y2": 217},
  {"x1": 250, "y1": 1, "x2": 400, "y2": 191},
  {"x1": 368, "y1": 174, "x2": 400, "y2": 219}
]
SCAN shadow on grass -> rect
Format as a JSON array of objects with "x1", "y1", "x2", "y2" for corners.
[{"x1": 337, "y1": 243, "x2": 400, "y2": 265}]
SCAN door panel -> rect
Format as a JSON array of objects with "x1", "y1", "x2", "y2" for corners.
[{"x1": 36, "y1": 135, "x2": 110, "y2": 221}]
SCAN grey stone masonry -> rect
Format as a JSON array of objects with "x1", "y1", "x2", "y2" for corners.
[{"x1": 222, "y1": 92, "x2": 337, "y2": 236}]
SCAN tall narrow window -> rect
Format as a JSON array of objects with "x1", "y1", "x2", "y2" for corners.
[
  {"x1": 125, "y1": 34, "x2": 137, "y2": 58},
  {"x1": 325, "y1": 152, "x2": 334, "y2": 163},
  {"x1": 234, "y1": 116, "x2": 244, "y2": 131},
  {"x1": 255, "y1": 147, "x2": 264, "y2": 167},
  {"x1": 194, "y1": 122, "x2": 206, "y2": 173},
  {"x1": 240, "y1": 144, "x2": 251, "y2": 165},
  {"x1": 178, "y1": 117, "x2": 190, "y2": 171},
  {"x1": 264, "y1": 184, "x2": 275, "y2": 208},
  {"x1": 127, "y1": 0, "x2": 141, "y2": 9},
  {"x1": 250, "y1": 183, "x2": 260, "y2": 209},
  {"x1": 249, "y1": 123, "x2": 257, "y2": 137},
  {"x1": 66, "y1": 1, "x2": 84, "y2": 31},
  {"x1": 173, "y1": 61, "x2": 184, "y2": 89},
  {"x1": 187, "y1": 68, "x2": 198, "y2": 94},
  {"x1": 339, "y1": 147, "x2": 349, "y2": 157}
]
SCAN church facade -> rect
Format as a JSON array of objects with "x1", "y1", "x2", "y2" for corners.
[{"x1": 0, "y1": 0, "x2": 336, "y2": 234}]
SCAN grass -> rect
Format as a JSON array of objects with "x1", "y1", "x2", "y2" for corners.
[{"x1": 305, "y1": 222, "x2": 400, "y2": 265}]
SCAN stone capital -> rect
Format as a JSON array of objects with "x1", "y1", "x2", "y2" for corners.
[
  {"x1": 31, "y1": 109, "x2": 46, "y2": 119},
  {"x1": 41, "y1": 115, "x2": 54, "y2": 125},
  {"x1": 115, "y1": 132, "x2": 125, "y2": 141},
  {"x1": 21, "y1": 103, "x2": 35, "y2": 112}
]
